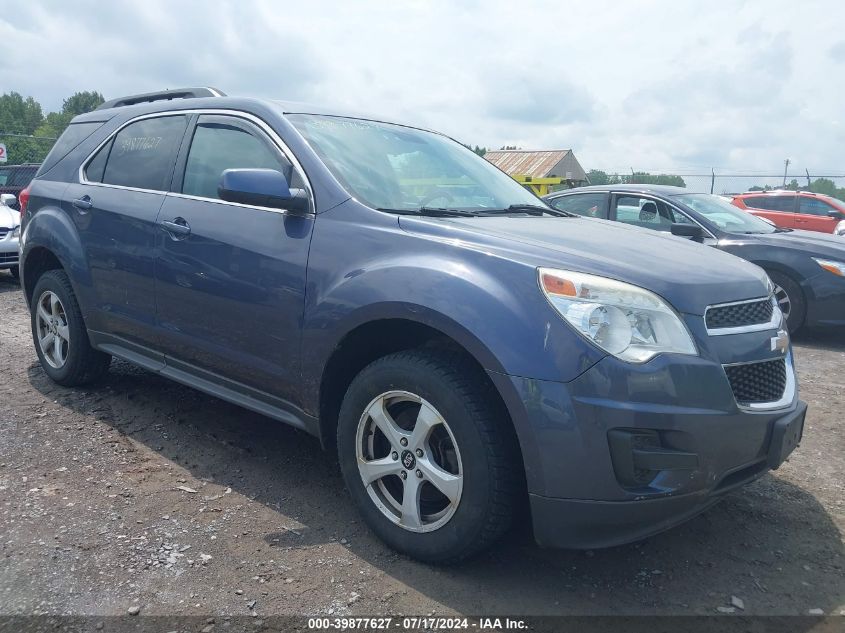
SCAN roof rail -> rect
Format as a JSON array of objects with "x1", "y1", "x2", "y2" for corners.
[{"x1": 96, "y1": 87, "x2": 226, "y2": 110}]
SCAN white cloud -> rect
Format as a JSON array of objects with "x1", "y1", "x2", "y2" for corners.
[{"x1": 2, "y1": 0, "x2": 844, "y2": 176}]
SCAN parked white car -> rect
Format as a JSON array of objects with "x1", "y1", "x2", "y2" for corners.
[{"x1": 0, "y1": 193, "x2": 20, "y2": 279}]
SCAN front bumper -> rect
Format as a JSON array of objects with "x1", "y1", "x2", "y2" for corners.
[
  {"x1": 0, "y1": 233, "x2": 19, "y2": 269},
  {"x1": 530, "y1": 402, "x2": 806, "y2": 548},
  {"x1": 489, "y1": 342, "x2": 805, "y2": 549}
]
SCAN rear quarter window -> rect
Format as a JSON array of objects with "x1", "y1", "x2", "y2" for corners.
[{"x1": 37, "y1": 121, "x2": 106, "y2": 176}]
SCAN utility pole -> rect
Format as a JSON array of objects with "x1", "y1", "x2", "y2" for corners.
[
  {"x1": 805, "y1": 168, "x2": 811, "y2": 189},
  {"x1": 783, "y1": 159, "x2": 790, "y2": 187}
]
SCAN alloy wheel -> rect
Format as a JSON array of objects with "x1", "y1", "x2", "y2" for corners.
[
  {"x1": 355, "y1": 391, "x2": 463, "y2": 533},
  {"x1": 35, "y1": 290, "x2": 70, "y2": 369},
  {"x1": 773, "y1": 283, "x2": 791, "y2": 321}
]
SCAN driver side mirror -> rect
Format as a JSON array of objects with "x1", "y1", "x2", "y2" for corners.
[
  {"x1": 0, "y1": 193, "x2": 16, "y2": 208},
  {"x1": 218, "y1": 168, "x2": 310, "y2": 215},
  {"x1": 827, "y1": 209, "x2": 845, "y2": 220},
  {"x1": 670, "y1": 223, "x2": 704, "y2": 242}
]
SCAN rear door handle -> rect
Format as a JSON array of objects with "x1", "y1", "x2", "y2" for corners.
[
  {"x1": 159, "y1": 218, "x2": 191, "y2": 238},
  {"x1": 72, "y1": 196, "x2": 93, "y2": 211}
]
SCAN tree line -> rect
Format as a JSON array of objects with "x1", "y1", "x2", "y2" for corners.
[
  {"x1": 0, "y1": 91, "x2": 104, "y2": 164},
  {"x1": 750, "y1": 178, "x2": 845, "y2": 200}
]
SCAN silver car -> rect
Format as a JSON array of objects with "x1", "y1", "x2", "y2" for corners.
[{"x1": 0, "y1": 193, "x2": 20, "y2": 279}]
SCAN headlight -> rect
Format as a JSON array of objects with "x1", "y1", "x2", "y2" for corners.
[
  {"x1": 813, "y1": 257, "x2": 845, "y2": 277},
  {"x1": 539, "y1": 268, "x2": 697, "y2": 363},
  {"x1": 11, "y1": 225, "x2": 20, "y2": 238}
]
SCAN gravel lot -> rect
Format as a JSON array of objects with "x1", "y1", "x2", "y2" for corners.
[{"x1": 1, "y1": 270, "x2": 843, "y2": 618}]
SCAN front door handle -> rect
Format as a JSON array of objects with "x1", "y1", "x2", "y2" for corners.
[
  {"x1": 72, "y1": 195, "x2": 93, "y2": 211},
  {"x1": 159, "y1": 217, "x2": 191, "y2": 238}
]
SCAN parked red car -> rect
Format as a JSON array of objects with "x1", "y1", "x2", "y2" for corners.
[{"x1": 732, "y1": 190, "x2": 845, "y2": 234}]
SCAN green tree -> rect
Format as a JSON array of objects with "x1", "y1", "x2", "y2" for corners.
[
  {"x1": 809, "y1": 178, "x2": 838, "y2": 197},
  {"x1": 586, "y1": 169, "x2": 608, "y2": 185},
  {"x1": 0, "y1": 92, "x2": 44, "y2": 134},
  {"x1": 625, "y1": 172, "x2": 686, "y2": 187},
  {"x1": 1, "y1": 90, "x2": 105, "y2": 164}
]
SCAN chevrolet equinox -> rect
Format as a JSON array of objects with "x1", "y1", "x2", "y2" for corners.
[{"x1": 19, "y1": 88, "x2": 806, "y2": 563}]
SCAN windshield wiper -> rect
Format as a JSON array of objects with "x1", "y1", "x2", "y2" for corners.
[
  {"x1": 377, "y1": 207, "x2": 478, "y2": 217},
  {"x1": 482, "y1": 204, "x2": 572, "y2": 217}
]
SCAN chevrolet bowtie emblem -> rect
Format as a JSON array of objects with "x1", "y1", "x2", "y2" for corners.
[{"x1": 770, "y1": 329, "x2": 789, "y2": 354}]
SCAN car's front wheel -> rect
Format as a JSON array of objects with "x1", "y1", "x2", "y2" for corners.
[
  {"x1": 337, "y1": 349, "x2": 520, "y2": 563},
  {"x1": 768, "y1": 270, "x2": 806, "y2": 334},
  {"x1": 30, "y1": 270, "x2": 111, "y2": 386}
]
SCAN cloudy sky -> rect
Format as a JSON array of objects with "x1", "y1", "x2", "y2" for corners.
[{"x1": 2, "y1": 0, "x2": 844, "y2": 178}]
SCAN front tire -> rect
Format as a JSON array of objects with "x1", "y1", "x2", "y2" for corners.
[
  {"x1": 30, "y1": 270, "x2": 111, "y2": 386},
  {"x1": 337, "y1": 349, "x2": 520, "y2": 563}
]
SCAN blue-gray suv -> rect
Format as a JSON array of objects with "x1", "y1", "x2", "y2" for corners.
[{"x1": 19, "y1": 88, "x2": 806, "y2": 563}]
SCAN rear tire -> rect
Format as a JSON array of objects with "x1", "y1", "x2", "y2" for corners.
[
  {"x1": 30, "y1": 270, "x2": 111, "y2": 386},
  {"x1": 337, "y1": 349, "x2": 520, "y2": 564},
  {"x1": 768, "y1": 270, "x2": 806, "y2": 334}
]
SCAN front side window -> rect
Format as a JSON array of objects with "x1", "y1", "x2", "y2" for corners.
[
  {"x1": 287, "y1": 114, "x2": 541, "y2": 212},
  {"x1": 182, "y1": 116, "x2": 294, "y2": 200},
  {"x1": 99, "y1": 115, "x2": 188, "y2": 191},
  {"x1": 799, "y1": 197, "x2": 834, "y2": 216},
  {"x1": 549, "y1": 193, "x2": 608, "y2": 218},
  {"x1": 673, "y1": 193, "x2": 776, "y2": 234}
]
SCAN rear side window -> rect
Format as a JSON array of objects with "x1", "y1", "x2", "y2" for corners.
[
  {"x1": 38, "y1": 121, "x2": 105, "y2": 176},
  {"x1": 549, "y1": 193, "x2": 608, "y2": 218},
  {"x1": 743, "y1": 195, "x2": 795, "y2": 212},
  {"x1": 100, "y1": 116, "x2": 188, "y2": 191},
  {"x1": 181, "y1": 116, "x2": 293, "y2": 200},
  {"x1": 799, "y1": 197, "x2": 833, "y2": 216}
]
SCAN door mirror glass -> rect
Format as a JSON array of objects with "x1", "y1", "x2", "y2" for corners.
[
  {"x1": 670, "y1": 222, "x2": 704, "y2": 241},
  {"x1": 218, "y1": 168, "x2": 310, "y2": 213}
]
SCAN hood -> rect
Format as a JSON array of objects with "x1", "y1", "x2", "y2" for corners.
[
  {"x1": 0, "y1": 204, "x2": 18, "y2": 230},
  {"x1": 741, "y1": 228, "x2": 845, "y2": 259},
  {"x1": 400, "y1": 215, "x2": 770, "y2": 316}
]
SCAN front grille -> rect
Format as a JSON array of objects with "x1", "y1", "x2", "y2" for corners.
[
  {"x1": 0, "y1": 229, "x2": 9, "y2": 239},
  {"x1": 724, "y1": 358, "x2": 787, "y2": 404},
  {"x1": 0, "y1": 252, "x2": 18, "y2": 264},
  {"x1": 706, "y1": 299, "x2": 773, "y2": 330}
]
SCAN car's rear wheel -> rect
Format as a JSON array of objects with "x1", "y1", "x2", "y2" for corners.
[
  {"x1": 30, "y1": 270, "x2": 111, "y2": 386},
  {"x1": 768, "y1": 270, "x2": 806, "y2": 333},
  {"x1": 337, "y1": 349, "x2": 520, "y2": 563}
]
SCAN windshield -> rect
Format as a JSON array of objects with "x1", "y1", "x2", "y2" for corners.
[
  {"x1": 673, "y1": 193, "x2": 777, "y2": 234},
  {"x1": 287, "y1": 114, "x2": 542, "y2": 213}
]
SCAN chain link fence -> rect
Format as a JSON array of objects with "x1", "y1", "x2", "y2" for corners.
[{"x1": 0, "y1": 133, "x2": 57, "y2": 166}]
